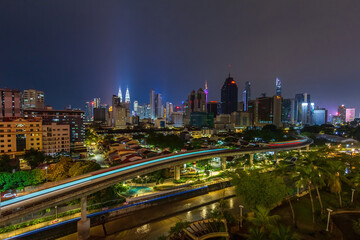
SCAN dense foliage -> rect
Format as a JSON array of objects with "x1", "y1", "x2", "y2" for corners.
[
  {"x1": 24, "y1": 148, "x2": 45, "y2": 169},
  {"x1": 146, "y1": 133, "x2": 184, "y2": 151},
  {"x1": 231, "y1": 169, "x2": 288, "y2": 209},
  {"x1": 0, "y1": 169, "x2": 45, "y2": 191},
  {"x1": 49, "y1": 157, "x2": 101, "y2": 181}
]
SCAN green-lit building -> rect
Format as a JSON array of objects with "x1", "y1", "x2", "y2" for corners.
[{"x1": 190, "y1": 112, "x2": 214, "y2": 128}]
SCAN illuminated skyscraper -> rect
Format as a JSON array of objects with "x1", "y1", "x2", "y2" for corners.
[
  {"x1": 125, "y1": 87, "x2": 130, "y2": 103},
  {"x1": 93, "y1": 98, "x2": 100, "y2": 108},
  {"x1": 221, "y1": 74, "x2": 238, "y2": 114},
  {"x1": 165, "y1": 102, "x2": 173, "y2": 121},
  {"x1": 346, "y1": 108, "x2": 355, "y2": 122},
  {"x1": 243, "y1": 81, "x2": 251, "y2": 111},
  {"x1": 294, "y1": 93, "x2": 311, "y2": 124},
  {"x1": 276, "y1": 78, "x2": 281, "y2": 96},
  {"x1": 155, "y1": 93, "x2": 163, "y2": 118},
  {"x1": 134, "y1": 101, "x2": 138, "y2": 113},
  {"x1": 150, "y1": 89, "x2": 156, "y2": 119},
  {"x1": 338, "y1": 105, "x2": 346, "y2": 123},
  {"x1": 118, "y1": 87, "x2": 123, "y2": 102}
]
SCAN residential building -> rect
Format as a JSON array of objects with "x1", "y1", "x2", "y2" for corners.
[
  {"x1": 23, "y1": 89, "x2": 45, "y2": 109},
  {"x1": 0, "y1": 118, "x2": 42, "y2": 157},
  {"x1": 23, "y1": 107, "x2": 85, "y2": 148},
  {"x1": 42, "y1": 123, "x2": 70, "y2": 156},
  {"x1": 0, "y1": 88, "x2": 21, "y2": 119}
]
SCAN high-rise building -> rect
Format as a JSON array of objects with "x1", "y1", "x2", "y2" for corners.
[
  {"x1": 171, "y1": 112, "x2": 184, "y2": 127},
  {"x1": 346, "y1": 108, "x2": 356, "y2": 122},
  {"x1": 294, "y1": 93, "x2": 311, "y2": 124},
  {"x1": 282, "y1": 98, "x2": 295, "y2": 125},
  {"x1": 0, "y1": 88, "x2": 21, "y2": 119},
  {"x1": 118, "y1": 87, "x2": 123, "y2": 102},
  {"x1": 188, "y1": 89, "x2": 206, "y2": 113},
  {"x1": 255, "y1": 95, "x2": 282, "y2": 128},
  {"x1": 150, "y1": 89, "x2": 156, "y2": 119},
  {"x1": 23, "y1": 89, "x2": 45, "y2": 109},
  {"x1": 42, "y1": 123, "x2": 70, "y2": 156},
  {"x1": 300, "y1": 102, "x2": 314, "y2": 125},
  {"x1": 155, "y1": 93, "x2": 163, "y2": 118},
  {"x1": 165, "y1": 102, "x2": 173, "y2": 122},
  {"x1": 221, "y1": 74, "x2": 238, "y2": 114},
  {"x1": 93, "y1": 107, "x2": 107, "y2": 123},
  {"x1": 84, "y1": 101, "x2": 93, "y2": 122},
  {"x1": 242, "y1": 81, "x2": 251, "y2": 111},
  {"x1": 207, "y1": 101, "x2": 219, "y2": 117},
  {"x1": 109, "y1": 95, "x2": 129, "y2": 129},
  {"x1": 276, "y1": 78, "x2": 281, "y2": 96},
  {"x1": 125, "y1": 87, "x2": 130, "y2": 103},
  {"x1": 338, "y1": 105, "x2": 346, "y2": 123},
  {"x1": 134, "y1": 101, "x2": 139, "y2": 113},
  {"x1": 93, "y1": 98, "x2": 100, "y2": 108},
  {"x1": 313, "y1": 107, "x2": 328, "y2": 125}
]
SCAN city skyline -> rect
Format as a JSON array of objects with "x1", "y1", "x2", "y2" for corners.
[{"x1": 2, "y1": 1, "x2": 360, "y2": 115}]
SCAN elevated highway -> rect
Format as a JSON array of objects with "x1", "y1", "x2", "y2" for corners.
[{"x1": 0, "y1": 138, "x2": 312, "y2": 239}]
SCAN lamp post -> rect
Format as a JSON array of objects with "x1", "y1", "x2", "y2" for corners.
[
  {"x1": 352, "y1": 189, "x2": 355, "y2": 203},
  {"x1": 239, "y1": 205, "x2": 244, "y2": 228},
  {"x1": 55, "y1": 205, "x2": 58, "y2": 219},
  {"x1": 326, "y1": 208, "x2": 333, "y2": 232},
  {"x1": 45, "y1": 166, "x2": 48, "y2": 182}
]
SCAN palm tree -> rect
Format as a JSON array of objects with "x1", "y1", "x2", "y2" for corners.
[
  {"x1": 271, "y1": 224, "x2": 299, "y2": 240},
  {"x1": 247, "y1": 205, "x2": 280, "y2": 233},
  {"x1": 324, "y1": 157, "x2": 351, "y2": 208},
  {"x1": 295, "y1": 164, "x2": 315, "y2": 223}
]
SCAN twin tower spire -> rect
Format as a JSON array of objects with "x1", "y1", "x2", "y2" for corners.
[{"x1": 118, "y1": 86, "x2": 130, "y2": 103}]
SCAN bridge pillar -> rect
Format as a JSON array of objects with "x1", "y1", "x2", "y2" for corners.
[
  {"x1": 77, "y1": 196, "x2": 90, "y2": 240},
  {"x1": 174, "y1": 165, "x2": 181, "y2": 180},
  {"x1": 221, "y1": 157, "x2": 226, "y2": 170},
  {"x1": 249, "y1": 154, "x2": 254, "y2": 166},
  {"x1": 306, "y1": 145, "x2": 310, "y2": 151},
  {"x1": 274, "y1": 151, "x2": 278, "y2": 164}
]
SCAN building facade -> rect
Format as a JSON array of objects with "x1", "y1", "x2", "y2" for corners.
[
  {"x1": 23, "y1": 89, "x2": 45, "y2": 109},
  {"x1": 0, "y1": 118, "x2": 42, "y2": 156},
  {"x1": 42, "y1": 123, "x2": 70, "y2": 156},
  {"x1": 221, "y1": 74, "x2": 238, "y2": 114},
  {"x1": 0, "y1": 88, "x2": 21, "y2": 119},
  {"x1": 23, "y1": 107, "x2": 85, "y2": 147}
]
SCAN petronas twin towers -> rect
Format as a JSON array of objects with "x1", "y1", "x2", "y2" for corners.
[{"x1": 117, "y1": 86, "x2": 130, "y2": 103}]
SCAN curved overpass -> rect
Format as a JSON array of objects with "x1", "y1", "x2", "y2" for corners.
[{"x1": 0, "y1": 138, "x2": 312, "y2": 224}]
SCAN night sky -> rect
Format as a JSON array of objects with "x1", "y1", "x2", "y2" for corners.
[{"x1": 1, "y1": 1, "x2": 360, "y2": 116}]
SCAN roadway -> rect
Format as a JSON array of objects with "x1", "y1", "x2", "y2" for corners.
[{"x1": 0, "y1": 138, "x2": 312, "y2": 225}]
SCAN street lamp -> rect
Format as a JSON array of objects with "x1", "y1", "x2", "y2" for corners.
[
  {"x1": 326, "y1": 208, "x2": 333, "y2": 232},
  {"x1": 239, "y1": 205, "x2": 244, "y2": 228},
  {"x1": 45, "y1": 166, "x2": 48, "y2": 182},
  {"x1": 55, "y1": 205, "x2": 58, "y2": 219},
  {"x1": 352, "y1": 189, "x2": 356, "y2": 203}
]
